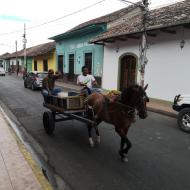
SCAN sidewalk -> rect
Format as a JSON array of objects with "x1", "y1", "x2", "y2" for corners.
[
  {"x1": 55, "y1": 81, "x2": 178, "y2": 118},
  {"x1": 0, "y1": 108, "x2": 52, "y2": 190}
]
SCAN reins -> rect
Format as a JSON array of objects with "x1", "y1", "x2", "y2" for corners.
[
  {"x1": 103, "y1": 97, "x2": 136, "y2": 120},
  {"x1": 115, "y1": 101, "x2": 135, "y2": 113}
]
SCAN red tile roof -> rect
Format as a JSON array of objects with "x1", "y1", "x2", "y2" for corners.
[
  {"x1": 91, "y1": 0, "x2": 190, "y2": 42},
  {"x1": 51, "y1": 2, "x2": 142, "y2": 38},
  {"x1": 0, "y1": 52, "x2": 10, "y2": 59},
  {"x1": 5, "y1": 42, "x2": 55, "y2": 59}
]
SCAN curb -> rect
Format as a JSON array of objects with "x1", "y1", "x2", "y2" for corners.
[
  {"x1": 147, "y1": 107, "x2": 177, "y2": 118},
  {"x1": 0, "y1": 105, "x2": 53, "y2": 190}
]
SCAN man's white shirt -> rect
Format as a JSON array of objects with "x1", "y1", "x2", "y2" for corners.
[{"x1": 77, "y1": 74, "x2": 95, "y2": 88}]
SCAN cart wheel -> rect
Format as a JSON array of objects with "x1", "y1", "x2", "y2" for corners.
[{"x1": 43, "y1": 111, "x2": 55, "y2": 134}]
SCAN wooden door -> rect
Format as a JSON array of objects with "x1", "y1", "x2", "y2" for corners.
[
  {"x1": 85, "y1": 53, "x2": 92, "y2": 74},
  {"x1": 120, "y1": 55, "x2": 136, "y2": 91},
  {"x1": 68, "y1": 54, "x2": 74, "y2": 81},
  {"x1": 58, "y1": 55, "x2": 64, "y2": 75},
  {"x1": 43, "y1": 60, "x2": 48, "y2": 71},
  {"x1": 34, "y1": 60, "x2": 37, "y2": 71}
]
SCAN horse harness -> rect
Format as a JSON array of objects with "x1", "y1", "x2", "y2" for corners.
[
  {"x1": 103, "y1": 96, "x2": 136, "y2": 122},
  {"x1": 85, "y1": 94, "x2": 136, "y2": 124}
]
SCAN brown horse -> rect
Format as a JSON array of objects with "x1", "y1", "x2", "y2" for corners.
[{"x1": 86, "y1": 84, "x2": 149, "y2": 162}]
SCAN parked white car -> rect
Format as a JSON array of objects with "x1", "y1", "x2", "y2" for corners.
[
  {"x1": 173, "y1": 94, "x2": 190, "y2": 133},
  {"x1": 0, "y1": 67, "x2": 6, "y2": 76}
]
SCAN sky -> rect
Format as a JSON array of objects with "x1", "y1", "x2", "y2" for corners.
[{"x1": 0, "y1": 0, "x2": 184, "y2": 55}]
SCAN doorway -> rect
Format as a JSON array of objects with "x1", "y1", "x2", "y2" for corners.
[
  {"x1": 43, "y1": 59, "x2": 48, "y2": 71},
  {"x1": 68, "y1": 54, "x2": 75, "y2": 81},
  {"x1": 84, "y1": 52, "x2": 92, "y2": 74},
  {"x1": 119, "y1": 54, "x2": 137, "y2": 91},
  {"x1": 58, "y1": 55, "x2": 64, "y2": 75}
]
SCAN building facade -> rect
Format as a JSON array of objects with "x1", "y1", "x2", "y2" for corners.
[
  {"x1": 51, "y1": 24, "x2": 106, "y2": 84},
  {"x1": 31, "y1": 49, "x2": 56, "y2": 72},
  {"x1": 100, "y1": 27, "x2": 190, "y2": 101},
  {"x1": 1, "y1": 42, "x2": 56, "y2": 73},
  {"x1": 0, "y1": 53, "x2": 10, "y2": 71},
  {"x1": 91, "y1": 0, "x2": 190, "y2": 102}
]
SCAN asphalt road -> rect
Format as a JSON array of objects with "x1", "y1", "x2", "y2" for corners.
[{"x1": 0, "y1": 75, "x2": 190, "y2": 190}]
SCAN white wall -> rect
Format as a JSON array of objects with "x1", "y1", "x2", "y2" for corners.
[
  {"x1": 10, "y1": 58, "x2": 22, "y2": 66},
  {"x1": 102, "y1": 27, "x2": 190, "y2": 101},
  {"x1": 102, "y1": 39, "x2": 140, "y2": 90}
]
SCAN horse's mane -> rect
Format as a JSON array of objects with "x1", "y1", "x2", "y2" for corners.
[{"x1": 121, "y1": 84, "x2": 144, "y2": 103}]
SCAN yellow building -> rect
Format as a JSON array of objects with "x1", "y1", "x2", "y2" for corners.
[
  {"x1": 26, "y1": 42, "x2": 56, "y2": 72},
  {"x1": 32, "y1": 49, "x2": 56, "y2": 72}
]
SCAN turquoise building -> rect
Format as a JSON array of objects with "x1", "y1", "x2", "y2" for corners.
[{"x1": 50, "y1": 24, "x2": 106, "y2": 85}]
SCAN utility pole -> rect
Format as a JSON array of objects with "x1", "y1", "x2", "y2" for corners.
[
  {"x1": 139, "y1": 0, "x2": 149, "y2": 87},
  {"x1": 23, "y1": 24, "x2": 27, "y2": 72},
  {"x1": 15, "y1": 40, "x2": 19, "y2": 75}
]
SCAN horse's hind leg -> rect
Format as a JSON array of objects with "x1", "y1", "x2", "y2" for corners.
[
  {"x1": 94, "y1": 119, "x2": 101, "y2": 144},
  {"x1": 88, "y1": 125, "x2": 94, "y2": 147},
  {"x1": 119, "y1": 137, "x2": 127, "y2": 160},
  {"x1": 123, "y1": 137, "x2": 132, "y2": 155}
]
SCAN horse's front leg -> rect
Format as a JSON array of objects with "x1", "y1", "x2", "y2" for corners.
[
  {"x1": 119, "y1": 136, "x2": 132, "y2": 162},
  {"x1": 117, "y1": 128, "x2": 132, "y2": 162}
]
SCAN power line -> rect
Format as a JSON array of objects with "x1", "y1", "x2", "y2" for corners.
[
  {"x1": 0, "y1": 0, "x2": 106, "y2": 36},
  {"x1": 0, "y1": 43, "x2": 14, "y2": 47},
  {"x1": 119, "y1": 0, "x2": 139, "y2": 5}
]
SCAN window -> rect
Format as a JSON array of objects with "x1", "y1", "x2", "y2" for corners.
[
  {"x1": 43, "y1": 60, "x2": 48, "y2": 71},
  {"x1": 34, "y1": 60, "x2": 37, "y2": 71},
  {"x1": 85, "y1": 52, "x2": 92, "y2": 74}
]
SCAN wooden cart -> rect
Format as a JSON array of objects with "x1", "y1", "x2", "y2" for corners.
[{"x1": 43, "y1": 95, "x2": 95, "y2": 134}]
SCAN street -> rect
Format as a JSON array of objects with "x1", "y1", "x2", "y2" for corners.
[{"x1": 0, "y1": 75, "x2": 190, "y2": 190}]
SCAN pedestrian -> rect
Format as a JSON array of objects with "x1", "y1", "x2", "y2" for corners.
[
  {"x1": 17, "y1": 67, "x2": 19, "y2": 76},
  {"x1": 41, "y1": 69, "x2": 62, "y2": 101},
  {"x1": 22, "y1": 68, "x2": 27, "y2": 79}
]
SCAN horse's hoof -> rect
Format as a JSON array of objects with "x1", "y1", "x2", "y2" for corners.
[
  {"x1": 119, "y1": 150, "x2": 124, "y2": 157},
  {"x1": 121, "y1": 157, "x2": 128, "y2": 163},
  {"x1": 96, "y1": 136, "x2": 101, "y2": 144},
  {"x1": 89, "y1": 137, "x2": 95, "y2": 147}
]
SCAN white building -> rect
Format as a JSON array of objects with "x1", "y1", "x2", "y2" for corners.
[
  {"x1": 0, "y1": 53, "x2": 10, "y2": 71},
  {"x1": 91, "y1": 0, "x2": 190, "y2": 102}
]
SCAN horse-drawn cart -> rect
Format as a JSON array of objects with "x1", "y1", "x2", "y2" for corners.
[
  {"x1": 42, "y1": 85, "x2": 149, "y2": 161},
  {"x1": 43, "y1": 94, "x2": 95, "y2": 134}
]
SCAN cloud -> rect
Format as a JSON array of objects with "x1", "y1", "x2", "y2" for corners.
[{"x1": 0, "y1": 15, "x2": 30, "y2": 22}]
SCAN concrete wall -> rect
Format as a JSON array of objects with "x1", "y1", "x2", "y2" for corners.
[
  {"x1": 9, "y1": 58, "x2": 22, "y2": 66},
  {"x1": 102, "y1": 27, "x2": 190, "y2": 101},
  {"x1": 0, "y1": 59, "x2": 6, "y2": 70}
]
